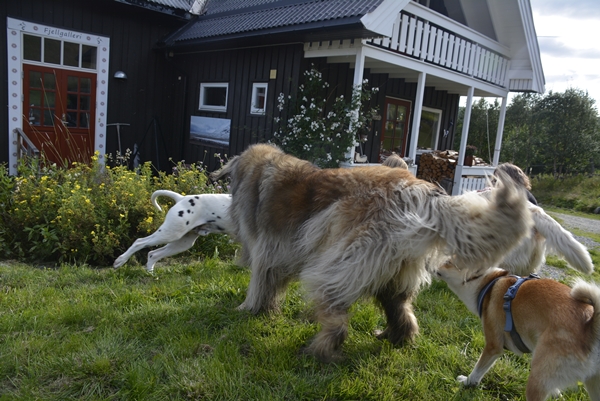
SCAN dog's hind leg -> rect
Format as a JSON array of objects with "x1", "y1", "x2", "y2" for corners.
[
  {"x1": 146, "y1": 231, "x2": 199, "y2": 273},
  {"x1": 303, "y1": 303, "x2": 350, "y2": 363},
  {"x1": 375, "y1": 284, "x2": 419, "y2": 345},
  {"x1": 584, "y1": 373, "x2": 600, "y2": 401}
]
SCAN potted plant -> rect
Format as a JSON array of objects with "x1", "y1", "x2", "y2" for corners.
[{"x1": 464, "y1": 145, "x2": 477, "y2": 166}]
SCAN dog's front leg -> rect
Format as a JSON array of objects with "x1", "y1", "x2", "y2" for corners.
[{"x1": 458, "y1": 341, "x2": 504, "y2": 386}]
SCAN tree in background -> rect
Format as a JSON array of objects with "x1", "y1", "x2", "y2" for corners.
[
  {"x1": 502, "y1": 93, "x2": 542, "y2": 173},
  {"x1": 454, "y1": 98, "x2": 500, "y2": 164},
  {"x1": 533, "y1": 88, "x2": 599, "y2": 175},
  {"x1": 457, "y1": 89, "x2": 599, "y2": 176}
]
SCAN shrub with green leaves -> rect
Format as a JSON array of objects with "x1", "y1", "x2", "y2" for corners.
[
  {"x1": 0, "y1": 154, "x2": 236, "y2": 266},
  {"x1": 272, "y1": 67, "x2": 378, "y2": 168}
]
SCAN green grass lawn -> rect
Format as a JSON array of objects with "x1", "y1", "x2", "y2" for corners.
[{"x1": 1, "y1": 226, "x2": 599, "y2": 400}]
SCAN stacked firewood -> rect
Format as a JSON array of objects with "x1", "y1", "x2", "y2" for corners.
[{"x1": 417, "y1": 150, "x2": 457, "y2": 184}]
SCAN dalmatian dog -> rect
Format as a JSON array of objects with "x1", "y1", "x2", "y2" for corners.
[{"x1": 113, "y1": 190, "x2": 232, "y2": 272}]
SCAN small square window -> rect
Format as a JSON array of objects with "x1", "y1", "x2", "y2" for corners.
[
  {"x1": 251, "y1": 83, "x2": 268, "y2": 115},
  {"x1": 200, "y1": 83, "x2": 228, "y2": 112}
]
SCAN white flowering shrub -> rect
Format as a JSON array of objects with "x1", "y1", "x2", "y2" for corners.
[{"x1": 272, "y1": 68, "x2": 378, "y2": 168}]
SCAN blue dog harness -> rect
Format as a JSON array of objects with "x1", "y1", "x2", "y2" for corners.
[{"x1": 477, "y1": 273, "x2": 540, "y2": 353}]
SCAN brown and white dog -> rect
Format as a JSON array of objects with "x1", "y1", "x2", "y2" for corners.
[
  {"x1": 113, "y1": 190, "x2": 232, "y2": 272},
  {"x1": 212, "y1": 143, "x2": 534, "y2": 362},
  {"x1": 437, "y1": 262, "x2": 600, "y2": 401}
]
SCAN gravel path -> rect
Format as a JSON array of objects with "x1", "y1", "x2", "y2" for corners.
[{"x1": 539, "y1": 211, "x2": 599, "y2": 279}]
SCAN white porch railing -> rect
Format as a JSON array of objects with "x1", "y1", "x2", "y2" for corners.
[
  {"x1": 367, "y1": 11, "x2": 509, "y2": 87},
  {"x1": 452, "y1": 165, "x2": 495, "y2": 195}
]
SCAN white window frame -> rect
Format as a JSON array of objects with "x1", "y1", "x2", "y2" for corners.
[
  {"x1": 199, "y1": 82, "x2": 229, "y2": 112},
  {"x1": 250, "y1": 82, "x2": 268, "y2": 115}
]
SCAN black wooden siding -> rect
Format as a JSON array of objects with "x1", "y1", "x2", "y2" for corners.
[
  {"x1": 174, "y1": 44, "x2": 305, "y2": 171},
  {"x1": 177, "y1": 47, "x2": 459, "y2": 170},
  {"x1": 1, "y1": 0, "x2": 188, "y2": 171}
]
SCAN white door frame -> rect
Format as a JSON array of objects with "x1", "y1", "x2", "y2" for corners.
[{"x1": 6, "y1": 17, "x2": 110, "y2": 174}]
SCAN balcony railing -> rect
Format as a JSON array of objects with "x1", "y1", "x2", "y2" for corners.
[{"x1": 366, "y1": 11, "x2": 509, "y2": 87}]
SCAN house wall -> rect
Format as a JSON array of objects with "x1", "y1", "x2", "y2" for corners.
[
  {"x1": 1, "y1": 0, "x2": 187, "y2": 171},
  {"x1": 174, "y1": 44, "x2": 305, "y2": 171},
  {"x1": 176, "y1": 48, "x2": 459, "y2": 170}
]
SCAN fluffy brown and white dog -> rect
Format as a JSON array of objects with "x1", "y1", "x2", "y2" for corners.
[
  {"x1": 212, "y1": 143, "x2": 534, "y2": 362},
  {"x1": 113, "y1": 190, "x2": 232, "y2": 272},
  {"x1": 437, "y1": 262, "x2": 600, "y2": 401}
]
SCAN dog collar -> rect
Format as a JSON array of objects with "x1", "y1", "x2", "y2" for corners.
[{"x1": 503, "y1": 273, "x2": 539, "y2": 353}]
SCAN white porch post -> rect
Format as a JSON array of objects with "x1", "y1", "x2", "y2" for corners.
[
  {"x1": 345, "y1": 44, "x2": 366, "y2": 164},
  {"x1": 408, "y1": 71, "x2": 426, "y2": 162},
  {"x1": 452, "y1": 86, "x2": 475, "y2": 195},
  {"x1": 492, "y1": 96, "x2": 508, "y2": 166}
]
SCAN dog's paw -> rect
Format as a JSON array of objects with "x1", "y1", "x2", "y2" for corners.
[
  {"x1": 457, "y1": 375, "x2": 476, "y2": 387},
  {"x1": 113, "y1": 255, "x2": 127, "y2": 268}
]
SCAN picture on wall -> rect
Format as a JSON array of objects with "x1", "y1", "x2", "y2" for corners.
[{"x1": 190, "y1": 116, "x2": 231, "y2": 147}]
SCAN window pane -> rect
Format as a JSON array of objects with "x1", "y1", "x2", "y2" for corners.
[
  {"x1": 67, "y1": 94, "x2": 78, "y2": 110},
  {"x1": 387, "y1": 104, "x2": 397, "y2": 121},
  {"x1": 63, "y1": 42, "x2": 80, "y2": 67},
  {"x1": 417, "y1": 110, "x2": 441, "y2": 149},
  {"x1": 66, "y1": 112, "x2": 77, "y2": 127},
  {"x1": 79, "y1": 112, "x2": 89, "y2": 128},
  {"x1": 44, "y1": 38, "x2": 61, "y2": 64},
  {"x1": 255, "y1": 88, "x2": 266, "y2": 108},
  {"x1": 80, "y1": 96, "x2": 90, "y2": 111},
  {"x1": 29, "y1": 90, "x2": 41, "y2": 107},
  {"x1": 29, "y1": 71, "x2": 42, "y2": 88},
  {"x1": 29, "y1": 108, "x2": 41, "y2": 126},
  {"x1": 81, "y1": 45, "x2": 97, "y2": 69},
  {"x1": 80, "y1": 78, "x2": 91, "y2": 94},
  {"x1": 43, "y1": 73, "x2": 56, "y2": 90},
  {"x1": 43, "y1": 109, "x2": 55, "y2": 127},
  {"x1": 204, "y1": 87, "x2": 227, "y2": 107},
  {"x1": 67, "y1": 76, "x2": 79, "y2": 92},
  {"x1": 45, "y1": 92, "x2": 56, "y2": 109},
  {"x1": 23, "y1": 34, "x2": 41, "y2": 62}
]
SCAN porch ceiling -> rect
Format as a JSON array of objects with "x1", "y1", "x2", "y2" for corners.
[{"x1": 317, "y1": 49, "x2": 509, "y2": 98}]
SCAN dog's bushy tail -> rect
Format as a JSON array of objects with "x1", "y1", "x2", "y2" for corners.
[
  {"x1": 571, "y1": 279, "x2": 600, "y2": 334},
  {"x1": 150, "y1": 190, "x2": 184, "y2": 212},
  {"x1": 441, "y1": 169, "x2": 534, "y2": 272},
  {"x1": 210, "y1": 155, "x2": 240, "y2": 182},
  {"x1": 531, "y1": 206, "x2": 593, "y2": 274}
]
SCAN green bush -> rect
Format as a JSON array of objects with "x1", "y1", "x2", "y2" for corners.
[
  {"x1": 0, "y1": 154, "x2": 236, "y2": 266},
  {"x1": 531, "y1": 173, "x2": 600, "y2": 213}
]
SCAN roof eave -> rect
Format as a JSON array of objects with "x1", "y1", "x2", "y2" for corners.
[{"x1": 158, "y1": 18, "x2": 382, "y2": 53}]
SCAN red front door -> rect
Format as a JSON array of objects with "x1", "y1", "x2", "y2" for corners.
[
  {"x1": 23, "y1": 64, "x2": 96, "y2": 166},
  {"x1": 380, "y1": 97, "x2": 411, "y2": 161}
]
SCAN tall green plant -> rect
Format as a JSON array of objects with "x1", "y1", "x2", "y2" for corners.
[{"x1": 272, "y1": 67, "x2": 378, "y2": 168}]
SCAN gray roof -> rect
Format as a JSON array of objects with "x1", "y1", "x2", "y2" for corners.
[
  {"x1": 161, "y1": 0, "x2": 385, "y2": 50},
  {"x1": 147, "y1": 0, "x2": 195, "y2": 10}
]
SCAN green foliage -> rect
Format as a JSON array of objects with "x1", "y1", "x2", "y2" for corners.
[
  {"x1": 531, "y1": 173, "x2": 600, "y2": 213},
  {"x1": 0, "y1": 155, "x2": 236, "y2": 266},
  {"x1": 503, "y1": 89, "x2": 599, "y2": 175},
  {"x1": 272, "y1": 67, "x2": 378, "y2": 168},
  {"x1": 454, "y1": 98, "x2": 501, "y2": 164}
]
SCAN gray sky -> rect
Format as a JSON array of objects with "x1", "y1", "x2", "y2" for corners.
[{"x1": 530, "y1": 0, "x2": 600, "y2": 107}]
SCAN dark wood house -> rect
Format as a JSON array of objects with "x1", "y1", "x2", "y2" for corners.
[
  {"x1": 3, "y1": 0, "x2": 544, "y2": 193},
  {"x1": 2, "y1": 0, "x2": 196, "y2": 174}
]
